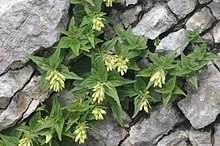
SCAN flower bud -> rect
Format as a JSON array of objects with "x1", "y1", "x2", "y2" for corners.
[
  {"x1": 74, "y1": 122, "x2": 88, "y2": 144},
  {"x1": 92, "y1": 82, "x2": 105, "y2": 104},
  {"x1": 92, "y1": 107, "x2": 107, "y2": 120},
  {"x1": 150, "y1": 68, "x2": 165, "y2": 88},
  {"x1": 46, "y1": 70, "x2": 65, "y2": 92},
  {"x1": 92, "y1": 17, "x2": 104, "y2": 31}
]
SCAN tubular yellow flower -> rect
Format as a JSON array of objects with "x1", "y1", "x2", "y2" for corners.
[
  {"x1": 45, "y1": 134, "x2": 52, "y2": 144},
  {"x1": 92, "y1": 82, "x2": 105, "y2": 104},
  {"x1": 92, "y1": 107, "x2": 107, "y2": 120},
  {"x1": 115, "y1": 56, "x2": 129, "y2": 76},
  {"x1": 150, "y1": 68, "x2": 165, "y2": 88},
  {"x1": 74, "y1": 122, "x2": 88, "y2": 144},
  {"x1": 19, "y1": 137, "x2": 32, "y2": 146},
  {"x1": 103, "y1": 54, "x2": 117, "y2": 71},
  {"x1": 92, "y1": 17, "x2": 104, "y2": 31},
  {"x1": 46, "y1": 70, "x2": 65, "y2": 92},
  {"x1": 139, "y1": 98, "x2": 149, "y2": 113},
  {"x1": 103, "y1": 0, "x2": 113, "y2": 7}
]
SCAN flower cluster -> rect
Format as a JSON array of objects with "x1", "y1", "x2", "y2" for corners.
[
  {"x1": 92, "y1": 107, "x2": 106, "y2": 120},
  {"x1": 46, "y1": 70, "x2": 65, "y2": 92},
  {"x1": 92, "y1": 17, "x2": 104, "y2": 31},
  {"x1": 103, "y1": 54, "x2": 129, "y2": 76},
  {"x1": 150, "y1": 68, "x2": 166, "y2": 88},
  {"x1": 103, "y1": 0, "x2": 113, "y2": 7},
  {"x1": 74, "y1": 122, "x2": 88, "y2": 144},
  {"x1": 19, "y1": 137, "x2": 32, "y2": 146},
  {"x1": 139, "y1": 91, "x2": 150, "y2": 113},
  {"x1": 92, "y1": 82, "x2": 105, "y2": 104}
]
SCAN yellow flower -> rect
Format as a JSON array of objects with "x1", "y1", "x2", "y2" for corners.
[
  {"x1": 103, "y1": 0, "x2": 113, "y2": 7},
  {"x1": 103, "y1": 54, "x2": 129, "y2": 76},
  {"x1": 103, "y1": 54, "x2": 117, "y2": 71},
  {"x1": 150, "y1": 68, "x2": 165, "y2": 88},
  {"x1": 46, "y1": 70, "x2": 65, "y2": 92},
  {"x1": 19, "y1": 137, "x2": 32, "y2": 146},
  {"x1": 92, "y1": 82, "x2": 105, "y2": 104},
  {"x1": 45, "y1": 134, "x2": 52, "y2": 144},
  {"x1": 92, "y1": 107, "x2": 107, "y2": 120},
  {"x1": 74, "y1": 122, "x2": 88, "y2": 144},
  {"x1": 139, "y1": 91, "x2": 150, "y2": 113},
  {"x1": 115, "y1": 56, "x2": 129, "y2": 76},
  {"x1": 92, "y1": 17, "x2": 104, "y2": 31}
]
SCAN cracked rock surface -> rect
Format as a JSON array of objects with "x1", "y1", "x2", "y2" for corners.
[{"x1": 0, "y1": 0, "x2": 69, "y2": 74}]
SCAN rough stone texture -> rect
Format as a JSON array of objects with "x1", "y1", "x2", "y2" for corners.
[
  {"x1": 0, "y1": 75, "x2": 48, "y2": 131},
  {"x1": 199, "y1": 0, "x2": 212, "y2": 4},
  {"x1": 202, "y1": 30, "x2": 214, "y2": 42},
  {"x1": 109, "y1": 9, "x2": 124, "y2": 29},
  {"x1": 189, "y1": 129, "x2": 212, "y2": 146},
  {"x1": 208, "y1": 1, "x2": 220, "y2": 20},
  {"x1": 0, "y1": 66, "x2": 34, "y2": 109},
  {"x1": 120, "y1": 6, "x2": 142, "y2": 28},
  {"x1": 167, "y1": 0, "x2": 197, "y2": 19},
  {"x1": 156, "y1": 130, "x2": 189, "y2": 146},
  {"x1": 0, "y1": 0, "x2": 69, "y2": 74},
  {"x1": 186, "y1": 7, "x2": 216, "y2": 32},
  {"x1": 213, "y1": 22, "x2": 220, "y2": 43},
  {"x1": 121, "y1": 104, "x2": 181, "y2": 146},
  {"x1": 178, "y1": 63, "x2": 220, "y2": 129},
  {"x1": 78, "y1": 112, "x2": 130, "y2": 146},
  {"x1": 214, "y1": 123, "x2": 220, "y2": 146},
  {"x1": 125, "y1": 0, "x2": 138, "y2": 6},
  {"x1": 155, "y1": 29, "x2": 188, "y2": 56},
  {"x1": 214, "y1": 0, "x2": 220, "y2": 3},
  {"x1": 132, "y1": 5, "x2": 177, "y2": 40},
  {"x1": 55, "y1": 89, "x2": 75, "y2": 106}
]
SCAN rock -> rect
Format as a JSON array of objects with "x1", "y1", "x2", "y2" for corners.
[
  {"x1": 0, "y1": 66, "x2": 34, "y2": 109},
  {"x1": 214, "y1": 60, "x2": 220, "y2": 70},
  {"x1": 208, "y1": 1, "x2": 220, "y2": 20},
  {"x1": 213, "y1": 22, "x2": 220, "y2": 43},
  {"x1": 121, "y1": 104, "x2": 182, "y2": 146},
  {"x1": 132, "y1": 5, "x2": 177, "y2": 40},
  {"x1": 78, "y1": 112, "x2": 130, "y2": 146},
  {"x1": 167, "y1": 0, "x2": 197, "y2": 19},
  {"x1": 0, "y1": 0, "x2": 69, "y2": 74},
  {"x1": 202, "y1": 30, "x2": 214, "y2": 42},
  {"x1": 126, "y1": 0, "x2": 138, "y2": 6},
  {"x1": 186, "y1": 7, "x2": 216, "y2": 32},
  {"x1": 155, "y1": 29, "x2": 188, "y2": 56},
  {"x1": 109, "y1": 9, "x2": 124, "y2": 29},
  {"x1": 199, "y1": 0, "x2": 212, "y2": 4},
  {"x1": 156, "y1": 130, "x2": 189, "y2": 146},
  {"x1": 0, "y1": 75, "x2": 48, "y2": 131},
  {"x1": 55, "y1": 89, "x2": 75, "y2": 106},
  {"x1": 178, "y1": 63, "x2": 220, "y2": 129},
  {"x1": 189, "y1": 129, "x2": 212, "y2": 146},
  {"x1": 120, "y1": 6, "x2": 142, "y2": 28},
  {"x1": 214, "y1": 123, "x2": 220, "y2": 146},
  {"x1": 214, "y1": 0, "x2": 220, "y2": 3}
]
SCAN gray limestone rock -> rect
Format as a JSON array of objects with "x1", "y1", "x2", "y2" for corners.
[
  {"x1": 120, "y1": 6, "x2": 142, "y2": 28},
  {"x1": 213, "y1": 22, "x2": 220, "y2": 43},
  {"x1": 155, "y1": 29, "x2": 188, "y2": 56},
  {"x1": 121, "y1": 104, "x2": 182, "y2": 146},
  {"x1": 189, "y1": 129, "x2": 212, "y2": 146},
  {"x1": 167, "y1": 0, "x2": 197, "y2": 19},
  {"x1": 208, "y1": 1, "x2": 220, "y2": 20},
  {"x1": 214, "y1": 123, "x2": 220, "y2": 146},
  {"x1": 178, "y1": 63, "x2": 220, "y2": 129},
  {"x1": 156, "y1": 130, "x2": 189, "y2": 146},
  {"x1": 0, "y1": 0, "x2": 69, "y2": 74},
  {"x1": 78, "y1": 112, "x2": 130, "y2": 146},
  {"x1": 0, "y1": 66, "x2": 34, "y2": 109},
  {"x1": 125, "y1": 0, "x2": 138, "y2": 6},
  {"x1": 0, "y1": 75, "x2": 48, "y2": 131},
  {"x1": 132, "y1": 5, "x2": 177, "y2": 40},
  {"x1": 214, "y1": 0, "x2": 220, "y2": 3},
  {"x1": 199, "y1": 0, "x2": 212, "y2": 4},
  {"x1": 186, "y1": 7, "x2": 216, "y2": 32},
  {"x1": 202, "y1": 30, "x2": 214, "y2": 42}
]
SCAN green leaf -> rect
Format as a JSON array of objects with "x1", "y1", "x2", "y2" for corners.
[
  {"x1": 29, "y1": 112, "x2": 41, "y2": 129},
  {"x1": 87, "y1": 33, "x2": 95, "y2": 48},
  {"x1": 162, "y1": 92, "x2": 172, "y2": 107},
  {"x1": 132, "y1": 96, "x2": 143, "y2": 118},
  {"x1": 173, "y1": 86, "x2": 186, "y2": 96},
  {"x1": 186, "y1": 72, "x2": 198, "y2": 89},
  {"x1": 108, "y1": 72, "x2": 134, "y2": 87},
  {"x1": 40, "y1": 73, "x2": 50, "y2": 94},
  {"x1": 0, "y1": 134, "x2": 19, "y2": 146},
  {"x1": 69, "y1": 0, "x2": 82, "y2": 4},
  {"x1": 148, "y1": 52, "x2": 162, "y2": 66},
  {"x1": 137, "y1": 65, "x2": 156, "y2": 78},
  {"x1": 66, "y1": 114, "x2": 80, "y2": 131},
  {"x1": 50, "y1": 96, "x2": 61, "y2": 118},
  {"x1": 155, "y1": 76, "x2": 176, "y2": 94},
  {"x1": 48, "y1": 48, "x2": 62, "y2": 69},
  {"x1": 86, "y1": 0, "x2": 94, "y2": 6},
  {"x1": 54, "y1": 117, "x2": 65, "y2": 141},
  {"x1": 110, "y1": 101, "x2": 122, "y2": 125},
  {"x1": 101, "y1": 38, "x2": 117, "y2": 53},
  {"x1": 29, "y1": 55, "x2": 50, "y2": 71},
  {"x1": 134, "y1": 78, "x2": 146, "y2": 92},
  {"x1": 105, "y1": 84, "x2": 120, "y2": 105},
  {"x1": 70, "y1": 40, "x2": 81, "y2": 57},
  {"x1": 58, "y1": 65, "x2": 83, "y2": 80}
]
